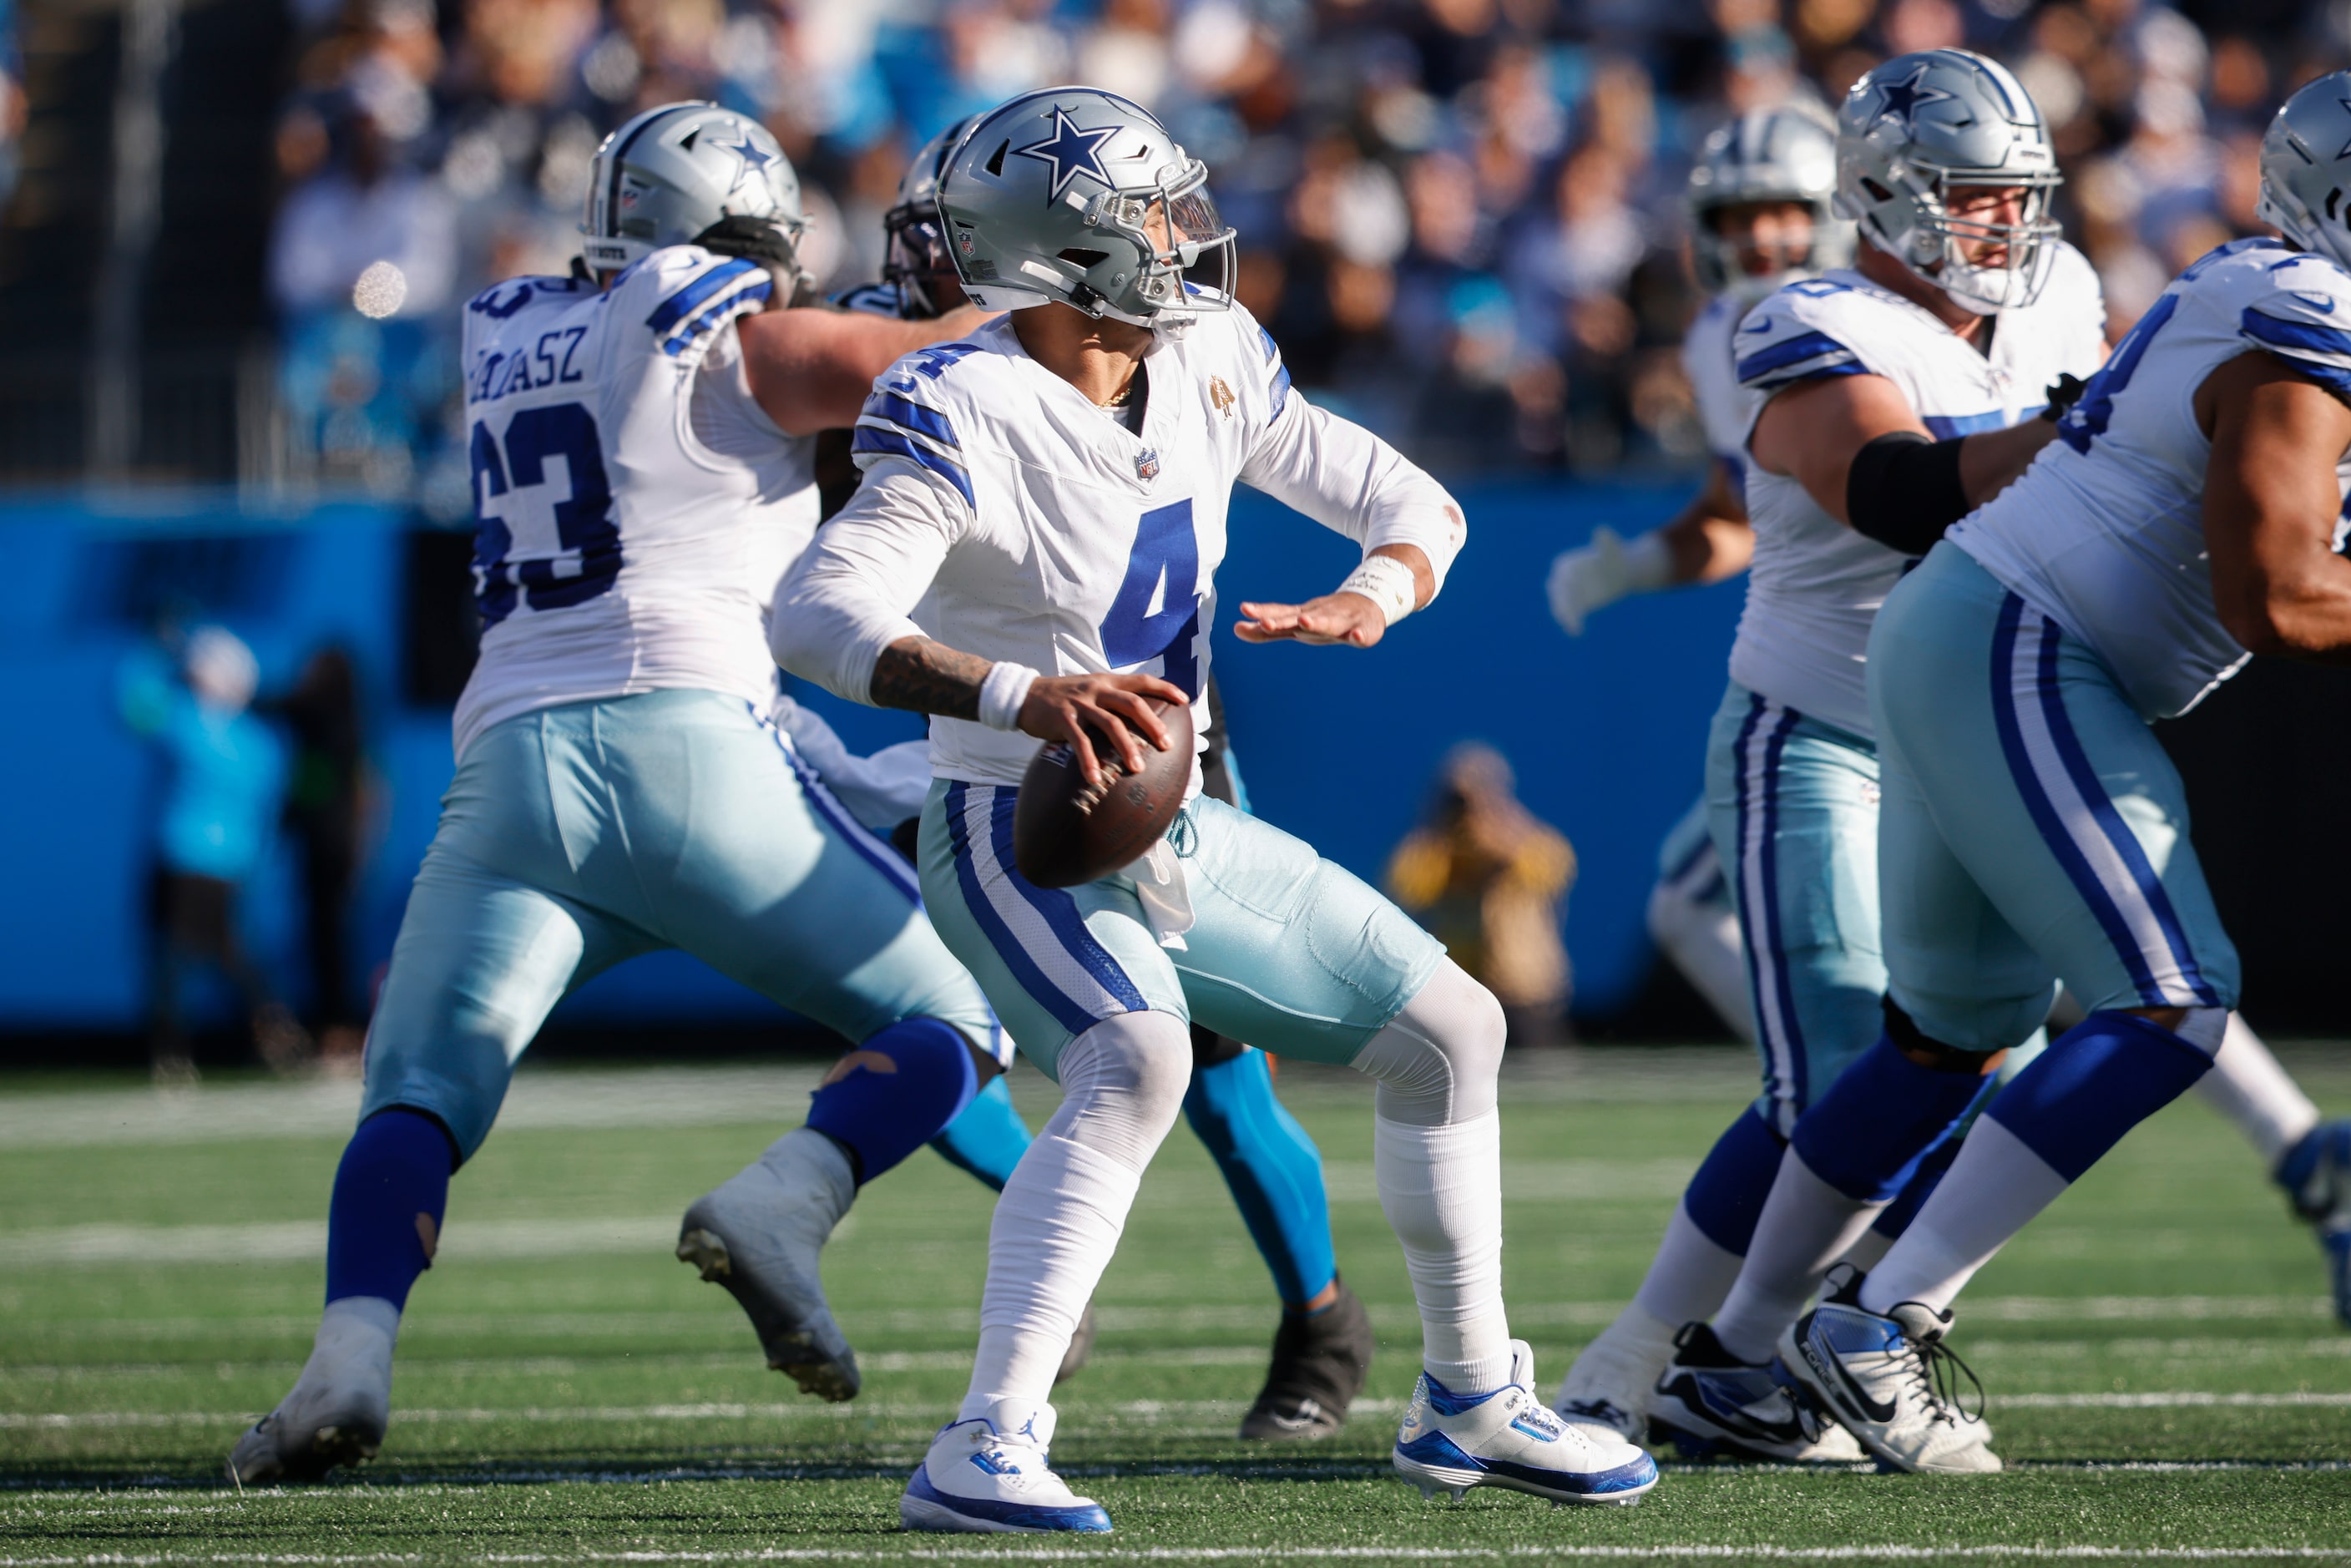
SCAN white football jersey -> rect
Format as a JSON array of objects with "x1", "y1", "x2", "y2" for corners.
[
  {"x1": 774, "y1": 305, "x2": 1464, "y2": 788},
  {"x1": 1728, "y1": 244, "x2": 2107, "y2": 736},
  {"x1": 452, "y1": 247, "x2": 818, "y2": 758},
  {"x1": 1955, "y1": 238, "x2": 2351, "y2": 719},
  {"x1": 1683, "y1": 291, "x2": 1749, "y2": 484}
]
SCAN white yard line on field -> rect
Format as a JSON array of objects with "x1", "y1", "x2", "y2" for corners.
[{"x1": 2, "y1": 1545, "x2": 2349, "y2": 1564}]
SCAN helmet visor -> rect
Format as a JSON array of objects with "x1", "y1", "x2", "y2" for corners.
[{"x1": 1167, "y1": 179, "x2": 1236, "y2": 302}]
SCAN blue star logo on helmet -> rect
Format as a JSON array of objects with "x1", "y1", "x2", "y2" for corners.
[
  {"x1": 1873, "y1": 63, "x2": 1953, "y2": 130},
  {"x1": 1014, "y1": 107, "x2": 1120, "y2": 202},
  {"x1": 717, "y1": 130, "x2": 775, "y2": 175}
]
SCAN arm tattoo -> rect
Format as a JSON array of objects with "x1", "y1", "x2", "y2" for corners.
[{"x1": 870, "y1": 636, "x2": 991, "y2": 721}]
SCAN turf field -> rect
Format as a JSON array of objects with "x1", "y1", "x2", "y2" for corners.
[{"x1": 3, "y1": 1046, "x2": 2348, "y2": 1565}]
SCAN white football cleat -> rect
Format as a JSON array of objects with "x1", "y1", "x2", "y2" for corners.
[
  {"x1": 226, "y1": 1297, "x2": 397, "y2": 1485},
  {"x1": 1646, "y1": 1322, "x2": 1864, "y2": 1464},
  {"x1": 899, "y1": 1402, "x2": 1112, "y2": 1534},
  {"x1": 1394, "y1": 1340, "x2": 1659, "y2": 1505},
  {"x1": 1779, "y1": 1266, "x2": 2000, "y2": 1475},
  {"x1": 1551, "y1": 1308, "x2": 1669, "y2": 1444},
  {"x1": 679, "y1": 1127, "x2": 860, "y2": 1401}
]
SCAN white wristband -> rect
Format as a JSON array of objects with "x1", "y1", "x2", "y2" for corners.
[
  {"x1": 977, "y1": 661, "x2": 1039, "y2": 732},
  {"x1": 1337, "y1": 554, "x2": 1420, "y2": 626}
]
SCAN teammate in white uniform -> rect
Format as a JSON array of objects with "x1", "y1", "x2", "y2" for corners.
[
  {"x1": 1602, "y1": 52, "x2": 2112, "y2": 1467},
  {"x1": 775, "y1": 87, "x2": 1656, "y2": 1531},
  {"x1": 1783, "y1": 77, "x2": 2351, "y2": 1470},
  {"x1": 1550, "y1": 106, "x2": 1854, "y2": 1051},
  {"x1": 228, "y1": 104, "x2": 1010, "y2": 1485}
]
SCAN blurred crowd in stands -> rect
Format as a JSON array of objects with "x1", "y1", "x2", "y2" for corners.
[{"x1": 260, "y1": 0, "x2": 2347, "y2": 499}]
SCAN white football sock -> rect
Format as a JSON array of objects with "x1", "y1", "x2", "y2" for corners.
[
  {"x1": 1631, "y1": 1200, "x2": 1747, "y2": 1327},
  {"x1": 1861, "y1": 1117, "x2": 2069, "y2": 1317},
  {"x1": 958, "y1": 1011, "x2": 1191, "y2": 1418},
  {"x1": 1375, "y1": 1110, "x2": 1513, "y2": 1393},
  {"x1": 1646, "y1": 881, "x2": 1755, "y2": 1045},
  {"x1": 1712, "y1": 1149, "x2": 1885, "y2": 1363},
  {"x1": 1558, "y1": 1298, "x2": 1678, "y2": 1406},
  {"x1": 2194, "y1": 1014, "x2": 2321, "y2": 1170},
  {"x1": 282, "y1": 1295, "x2": 399, "y2": 1419},
  {"x1": 1838, "y1": 1225, "x2": 1894, "y2": 1273}
]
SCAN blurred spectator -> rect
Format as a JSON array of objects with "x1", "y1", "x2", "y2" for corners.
[
  {"x1": 0, "y1": 0, "x2": 23, "y2": 212},
  {"x1": 118, "y1": 627, "x2": 303, "y2": 1080},
  {"x1": 245, "y1": 0, "x2": 2347, "y2": 486},
  {"x1": 258, "y1": 648, "x2": 374, "y2": 1070},
  {"x1": 1387, "y1": 743, "x2": 1577, "y2": 1050}
]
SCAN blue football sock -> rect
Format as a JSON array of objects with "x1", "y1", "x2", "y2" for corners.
[
  {"x1": 1790, "y1": 1034, "x2": 2000, "y2": 1203},
  {"x1": 929, "y1": 1074, "x2": 1033, "y2": 1192},
  {"x1": 1985, "y1": 1011, "x2": 2213, "y2": 1181},
  {"x1": 324, "y1": 1107, "x2": 458, "y2": 1311},
  {"x1": 1681, "y1": 1105, "x2": 1787, "y2": 1256},
  {"x1": 1185, "y1": 1049, "x2": 1337, "y2": 1308},
  {"x1": 808, "y1": 1016, "x2": 980, "y2": 1186}
]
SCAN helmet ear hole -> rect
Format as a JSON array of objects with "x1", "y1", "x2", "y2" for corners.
[
  {"x1": 1059, "y1": 248, "x2": 1110, "y2": 267},
  {"x1": 984, "y1": 140, "x2": 1010, "y2": 177},
  {"x1": 1862, "y1": 177, "x2": 1895, "y2": 202}
]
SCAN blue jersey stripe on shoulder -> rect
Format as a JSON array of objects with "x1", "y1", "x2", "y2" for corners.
[
  {"x1": 1736, "y1": 329, "x2": 1858, "y2": 385},
  {"x1": 1270, "y1": 362, "x2": 1291, "y2": 420},
  {"x1": 866, "y1": 390, "x2": 959, "y2": 449},
  {"x1": 658, "y1": 273, "x2": 774, "y2": 357},
  {"x1": 645, "y1": 258, "x2": 761, "y2": 336},
  {"x1": 1923, "y1": 410, "x2": 2014, "y2": 439},
  {"x1": 2242, "y1": 307, "x2": 2351, "y2": 392},
  {"x1": 853, "y1": 424, "x2": 976, "y2": 508},
  {"x1": 1256, "y1": 323, "x2": 1279, "y2": 363}
]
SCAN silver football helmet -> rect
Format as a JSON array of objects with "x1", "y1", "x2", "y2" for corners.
[
  {"x1": 1686, "y1": 104, "x2": 1854, "y2": 302},
  {"x1": 937, "y1": 87, "x2": 1237, "y2": 328},
  {"x1": 883, "y1": 115, "x2": 976, "y2": 320},
  {"x1": 2257, "y1": 71, "x2": 2351, "y2": 273},
  {"x1": 582, "y1": 102, "x2": 809, "y2": 287},
  {"x1": 1833, "y1": 49, "x2": 2063, "y2": 315}
]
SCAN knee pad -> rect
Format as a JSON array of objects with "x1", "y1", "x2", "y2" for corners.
[
  {"x1": 1048, "y1": 1011, "x2": 1194, "y2": 1171},
  {"x1": 1352, "y1": 959, "x2": 1504, "y2": 1126},
  {"x1": 1883, "y1": 996, "x2": 2010, "y2": 1075}
]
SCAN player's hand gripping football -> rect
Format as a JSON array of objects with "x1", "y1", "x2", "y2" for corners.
[{"x1": 1019, "y1": 672, "x2": 1188, "y2": 791}]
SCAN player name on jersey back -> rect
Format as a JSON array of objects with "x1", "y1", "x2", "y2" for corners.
[
  {"x1": 1954, "y1": 238, "x2": 2351, "y2": 720},
  {"x1": 1727, "y1": 247, "x2": 2108, "y2": 737},
  {"x1": 452, "y1": 248, "x2": 818, "y2": 759}
]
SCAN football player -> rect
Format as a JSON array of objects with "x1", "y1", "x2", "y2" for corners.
[
  {"x1": 1782, "y1": 73, "x2": 2351, "y2": 1470},
  {"x1": 228, "y1": 104, "x2": 1016, "y2": 1484},
  {"x1": 774, "y1": 87, "x2": 1657, "y2": 1531},
  {"x1": 1604, "y1": 52, "x2": 2107, "y2": 1469},
  {"x1": 822, "y1": 119, "x2": 1380, "y2": 1439}
]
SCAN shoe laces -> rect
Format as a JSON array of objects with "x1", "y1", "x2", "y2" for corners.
[{"x1": 1889, "y1": 1313, "x2": 1985, "y2": 1429}]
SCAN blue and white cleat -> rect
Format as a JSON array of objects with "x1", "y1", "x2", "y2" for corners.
[
  {"x1": 899, "y1": 1402, "x2": 1113, "y2": 1534},
  {"x1": 1393, "y1": 1340, "x2": 1658, "y2": 1506},
  {"x1": 1648, "y1": 1322, "x2": 1863, "y2": 1464},
  {"x1": 1778, "y1": 1265, "x2": 1999, "y2": 1476},
  {"x1": 2275, "y1": 1120, "x2": 2351, "y2": 1330}
]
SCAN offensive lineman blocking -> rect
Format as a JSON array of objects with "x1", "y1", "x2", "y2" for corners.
[{"x1": 775, "y1": 88, "x2": 1656, "y2": 1532}]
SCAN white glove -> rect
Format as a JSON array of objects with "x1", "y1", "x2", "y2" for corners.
[{"x1": 1546, "y1": 526, "x2": 1673, "y2": 636}]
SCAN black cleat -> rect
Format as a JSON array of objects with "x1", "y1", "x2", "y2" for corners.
[{"x1": 1239, "y1": 1277, "x2": 1375, "y2": 1440}]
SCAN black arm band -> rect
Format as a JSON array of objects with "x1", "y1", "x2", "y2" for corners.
[{"x1": 1844, "y1": 431, "x2": 1969, "y2": 554}]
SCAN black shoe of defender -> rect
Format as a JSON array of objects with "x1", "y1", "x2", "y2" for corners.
[{"x1": 1238, "y1": 1277, "x2": 1375, "y2": 1440}]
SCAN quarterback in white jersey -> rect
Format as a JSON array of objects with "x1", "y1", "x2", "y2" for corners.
[
  {"x1": 229, "y1": 104, "x2": 1013, "y2": 1487},
  {"x1": 777, "y1": 88, "x2": 1656, "y2": 1532},
  {"x1": 1789, "y1": 80, "x2": 2351, "y2": 1471}
]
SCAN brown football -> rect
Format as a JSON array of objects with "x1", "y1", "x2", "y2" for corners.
[{"x1": 1013, "y1": 697, "x2": 1196, "y2": 888}]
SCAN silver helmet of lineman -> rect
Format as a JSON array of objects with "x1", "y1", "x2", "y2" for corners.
[
  {"x1": 884, "y1": 115, "x2": 977, "y2": 319},
  {"x1": 1686, "y1": 102, "x2": 1854, "y2": 302},
  {"x1": 937, "y1": 87, "x2": 1237, "y2": 328},
  {"x1": 2257, "y1": 71, "x2": 2351, "y2": 273},
  {"x1": 1833, "y1": 49, "x2": 2063, "y2": 315},
  {"x1": 582, "y1": 102, "x2": 810, "y2": 288}
]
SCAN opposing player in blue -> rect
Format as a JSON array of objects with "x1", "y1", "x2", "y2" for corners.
[
  {"x1": 777, "y1": 87, "x2": 1656, "y2": 1531},
  {"x1": 228, "y1": 103, "x2": 1020, "y2": 1484},
  {"x1": 1783, "y1": 74, "x2": 2351, "y2": 1471},
  {"x1": 822, "y1": 118, "x2": 1377, "y2": 1439},
  {"x1": 1617, "y1": 53, "x2": 2108, "y2": 1467}
]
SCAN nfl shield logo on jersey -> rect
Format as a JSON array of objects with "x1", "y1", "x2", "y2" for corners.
[{"x1": 1135, "y1": 448, "x2": 1160, "y2": 480}]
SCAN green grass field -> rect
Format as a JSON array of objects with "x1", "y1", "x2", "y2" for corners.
[{"x1": 4, "y1": 1045, "x2": 2349, "y2": 1565}]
